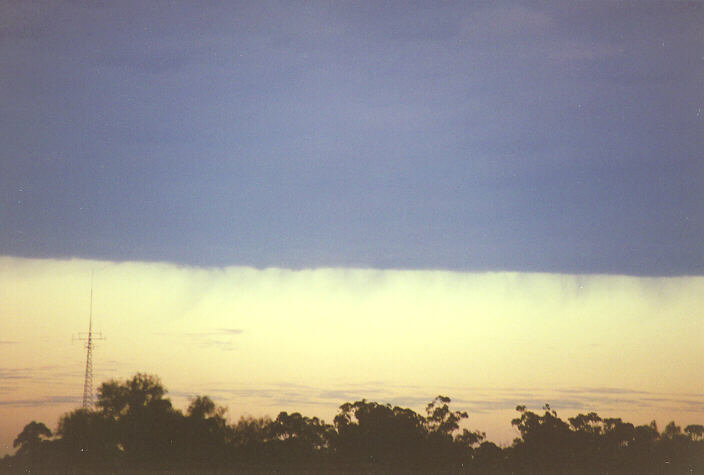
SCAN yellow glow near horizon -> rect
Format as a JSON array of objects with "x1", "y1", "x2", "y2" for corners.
[{"x1": 1, "y1": 256, "x2": 703, "y2": 454}]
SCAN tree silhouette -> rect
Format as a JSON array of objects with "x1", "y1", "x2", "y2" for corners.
[
  {"x1": 4, "y1": 372, "x2": 704, "y2": 473},
  {"x1": 10, "y1": 421, "x2": 54, "y2": 472},
  {"x1": 13, "y1": 421, "x2": 52, "y2": 456},
  {"x1": 230, "y1": 415, "x2": 272, "y2": 468},
  {"x1": 629, "y1": 420, "x2": 659, "y2": 469},
  {"x1": 568, "y1": 411, "x2": 603, "y2": 471},
  {"x1": 510, "y1": 404, "x2": 573, "y2": 472},
  {"x1": 425, "y1": 395, "x2": 485, "y2": 470},
  {"x1": 96, "y1": 373, "x2": 182, "y2": 469},
  {"x1": 182, "y1": 395, "x2": 231, "y2": 468},
  {"x1": 333, "y1": 399, "x2": 428, "y2": 470},
  {"x1": 267, "y1": 411, "x2": 334, "y2": 468},
  {"x1": 663, "y1": 420, "x2": 682, "y2": 439},
  {"x1": 601, "y1": 417, "x2": 636, "y2": 471},
  {"x1": 474, "y1": 440, "x2": 505, "y2": 471},
  {"x1": 97, "y1": 373, "x2": 171, "y2": 419},
  {"x1": 685, "y1": 424, "x2": 704, "y2": 441},
  {"x1": 56, "y1": 408, "x2": 121, "y2": 469}
]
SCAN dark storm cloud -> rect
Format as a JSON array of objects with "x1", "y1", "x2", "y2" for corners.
[{"x1": 1, "y1": 1, "x2": 702, "y2": 275}]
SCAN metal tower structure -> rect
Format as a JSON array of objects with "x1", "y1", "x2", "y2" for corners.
[{"x1": 76, "y1": 274, "x2": 104, "y2": 409}]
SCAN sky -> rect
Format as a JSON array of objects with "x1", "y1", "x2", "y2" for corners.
[
  {"x1": 0, "y1": 0, "x2": 703, "y2": 456},
  {"x1": 1, "y1": 257, "x2": 703, "y2": 455}
]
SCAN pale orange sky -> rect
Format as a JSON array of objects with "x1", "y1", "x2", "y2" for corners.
[{"x1": 1, "y1": 256, "x2": 703, "y2": 455}]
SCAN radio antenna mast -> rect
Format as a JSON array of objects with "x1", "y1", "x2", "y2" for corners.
[{"x1": 77, "y1": 272, "x2": 104, "y2": 409}]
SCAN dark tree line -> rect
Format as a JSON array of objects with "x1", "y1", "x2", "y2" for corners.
[{"x1": 2, "y1": 373, "x2": 702, "y2": 473}]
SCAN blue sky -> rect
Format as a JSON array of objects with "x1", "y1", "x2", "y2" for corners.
[{"x1": 1, "y1": 1, "x2": 702, "y2": 275}]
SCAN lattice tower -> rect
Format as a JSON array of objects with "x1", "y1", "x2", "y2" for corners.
[{"x1": 76, "y1": 275, "x2": 104, "y2": 409}]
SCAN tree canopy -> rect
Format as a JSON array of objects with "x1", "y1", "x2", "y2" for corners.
[{"x1": 2, "y1": 373, "x2": 702, "y2": 473}]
